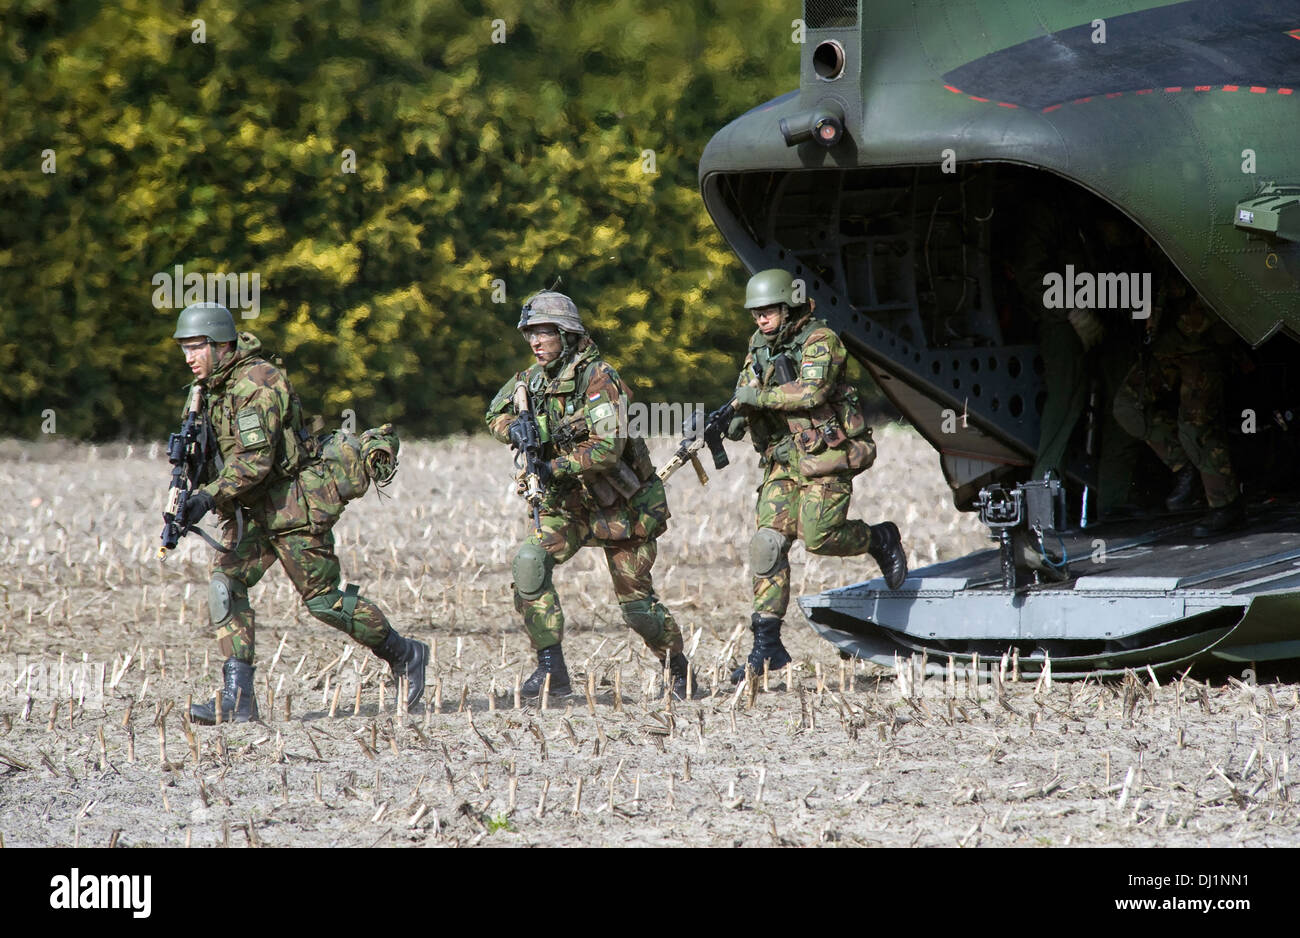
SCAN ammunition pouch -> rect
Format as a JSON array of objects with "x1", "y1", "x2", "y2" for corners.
[
  {"x1": 582, "y1": 460, "x2": 643, "y2": 507},
  {"x1": 589, "y1": 476, "x2": 670, "y2": 543},
  {"x1": 787, "y1": 385, "x2": 875, "y2": 478},
  {"x1": 579, "y1": 435, "x2": 656, "y2": 508}
]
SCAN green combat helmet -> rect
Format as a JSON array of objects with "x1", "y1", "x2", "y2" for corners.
[
  {"x1": 744, "y1": 268, "x2": 800, "y2": 309},
  {"x1": 518, "y1": 291, "x2": 586, "y2": 335},
  {"x1": 173, "y1": 302, "x2": 238, "y2": 343}
]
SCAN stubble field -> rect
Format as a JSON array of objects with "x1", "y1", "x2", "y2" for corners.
[{"x1": 0, "y1": 427, "x2": 1296, "y2": 849}]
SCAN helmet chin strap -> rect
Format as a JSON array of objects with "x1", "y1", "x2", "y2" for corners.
[
  {"x1": 772, "y1": 304, "x2": 795, "y2": 342},
  {"x1": 206, "y1": 339, "x2": 236, "y2": 375},
  {"x1": 546, "y1": 331, "x2": 579, "y2": 369}
]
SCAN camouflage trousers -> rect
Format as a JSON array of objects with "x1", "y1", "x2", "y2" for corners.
[
  {"x1": 1112, "y1": 347, "x2": 1238, "y2": 507},
  {"x1": 211, "y1": 513, "x2": 391, "y2": 662},
  {"x1": 511, "y1": 511, "x2": 684, "y2": 656},
  {"x1": 753, "y1": 472, "x2": 873, "y2": 617}
]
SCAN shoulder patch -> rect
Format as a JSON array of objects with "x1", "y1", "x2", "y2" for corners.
[
  {"x1": 801, "y1": 363, "x2": 827, "y2": 381},
  {"x1": 235, "y1": 407, "x2": 269, "y2": 449},
  {"x1": 587, "y1": 400, "x2": 619, "y2": 435}
]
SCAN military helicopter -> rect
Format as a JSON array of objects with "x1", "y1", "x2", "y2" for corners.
[{"x1": 697, "y1": 0, "x2": 1300, "y2": 677}]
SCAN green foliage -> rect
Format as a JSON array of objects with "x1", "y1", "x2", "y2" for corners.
[
  {"x1": 0, "y1": 0, "x2": 802, "y2": 440},
  {"x1": 486, "y1": 812, "x2": 514, "y2": 834}
]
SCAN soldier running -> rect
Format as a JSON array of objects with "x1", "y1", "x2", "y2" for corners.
[
  {"x1": 724, "y1": 269, "x2": 909, "y2": 683},
  {"x1": 486, "y1": 291, "x2": 695, "y2": 698},
  {"x1": 169, "y1": 303, "x2": 428, "y2": 723}
]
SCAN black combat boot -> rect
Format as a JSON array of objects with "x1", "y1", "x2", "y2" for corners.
[
  {"x1": 868, "y1": 521, "x2": 908, "y2": 590},
  {"x1": 730, "y1": 614, "x2": 792, "y2": 684},
  {"x1": 1193, "y1": 498, "x2": 1246, "y2": 538},
  {"x1": 1164, "y1": 464, "x2": 1204, "y2": 511},
  {"x1": 374, "y1": 628, "x2": 430, "y2": 709},
  {"x1": 189, "y1": 658, "x2": 259, "y2": 725},
  {"x1": 662, "y1": 651, "x2": 697, "y2": 700},
  {"x1": 522, "y1": 644, "x2": 571, "y2": 698}
]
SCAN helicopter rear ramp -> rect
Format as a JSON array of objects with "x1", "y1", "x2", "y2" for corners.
[{"x1": 799, "y1": 505, "x2": 1300, "y2": 677}]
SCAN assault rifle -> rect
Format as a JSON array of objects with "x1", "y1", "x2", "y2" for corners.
[
  {"x1": 657, "y1": 399, "x2": 737, "y2": 485},
  {"x1": 659, "y1": 359, "x2": 776, "y2": 486},
  {"x1": 511, "y1": 384, "x2": 546, "y2": 534},
  {"x1": 158, "y1": 383, "x2": 241, "y2": 559}
]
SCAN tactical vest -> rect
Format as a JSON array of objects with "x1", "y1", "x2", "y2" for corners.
[
  {"x1": 526, "y1": 353, "x2": 657, "y2": 509},
  {"x1": 207, "y1": 351, "x2": 309, "y2": 487},
  {"x1": 749, "y1": 317, "x2": 875, "y2": 478}
]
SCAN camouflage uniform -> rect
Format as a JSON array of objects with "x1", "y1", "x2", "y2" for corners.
[
  {"x1": 195, "y1": 332, "x2": 394, "y2": 660},
  {"x1": 173, "y1": 306, "x2": 425, "y2": 723},
  {"x1": 733, "y1": 314, "x2": 885, "y2": 617},
  {"x1": 486, "y1": 338, "x2": 685, "y2": 657},
  {"x1": 1112, "y1": 281, "x2": 1239, "y2": 509}
]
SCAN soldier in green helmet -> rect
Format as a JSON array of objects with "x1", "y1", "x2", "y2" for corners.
[
  {"x1": 169, "y1": 302, "x2": 427, "y2": 723},
  {"x1": 724, "y1": 268, "x2": 909, "y2": 683},
  {"x1": 485, "y1": 291, "x2": 696, "y2": 699}
]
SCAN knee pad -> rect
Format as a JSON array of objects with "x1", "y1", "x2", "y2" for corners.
[
  {"x1": 305, "y1": 583, "x2": 360, "y2": 630},
  {"x1": 620, "y1": 598, "x2": 665, "y2": 645},
  {"x1": 512, "y1": 542, "x2": 553, "y2": 601},
  {"x1": 208, "y1": 572, "x2": 248, "y2": 628},
  {"x1": 749, "y1": 527, "x2": 789, "y2": 578}
]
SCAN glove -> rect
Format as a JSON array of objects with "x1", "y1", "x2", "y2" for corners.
[
  {"x1": 733, "y1": 386, "x2": 761, "y2": 411},
  {"x1": 507, "y1": 418, "x2": 531, "y2": 452},
  {"x1": 1067, "y1": 309, "x2": 1104, "y2": 351},
  {"x1": 725, "y1": 415, "x2": 748, "y2": 441},
  {"x1": 181, "y1": 490, "x2": 215, "y2": 526}
]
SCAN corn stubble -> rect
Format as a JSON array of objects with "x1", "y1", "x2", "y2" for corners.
[{"x1": 0, "y1": 433, "x2": 1296, "y2": 847}]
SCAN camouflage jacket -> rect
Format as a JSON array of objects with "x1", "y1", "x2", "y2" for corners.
[
  {"x1": 486, "y1": 339, "x2": 665, "y2": 528},
  {"x1": 192, "y1": 332, "x2": 306, "y2": 527},
  {"x1": 736, "y1": 315, "x2": 870, "y2": 471}
]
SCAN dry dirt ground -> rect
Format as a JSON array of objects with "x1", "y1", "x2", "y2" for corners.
[{"x1": 0, "y1": 427, "x2": 1297, "y2": 849}]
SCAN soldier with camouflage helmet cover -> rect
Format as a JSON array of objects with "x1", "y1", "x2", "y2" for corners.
[
  {"x1": 485, "y1": 291, "x2": 696, "y2": 698},
  {"x1": 170, "y1": 302, "x2": 427, "y2": 723},
  {"x1": 724, "y1": 269, "x2": 909, "y2": 683}
]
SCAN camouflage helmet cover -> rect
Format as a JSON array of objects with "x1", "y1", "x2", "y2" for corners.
[
  {"x1": 518, "y1": 291, "x2": 586, "y2": 335},
  {"x1": 744, "y1": 268, "x2": 798, "y2": 309},
  {"x1": 174, "y1": 302, "x2": 238, "y2": 343}
]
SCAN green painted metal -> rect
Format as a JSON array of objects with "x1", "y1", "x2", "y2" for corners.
[{"x1": 700, "y1": 0, "x2": 1300, "y2": 343}]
